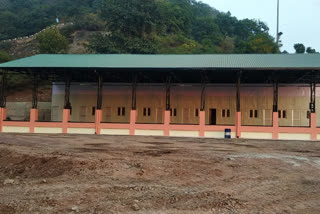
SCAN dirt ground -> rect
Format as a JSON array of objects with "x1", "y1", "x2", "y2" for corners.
[{"x1": 0, "y1": 134, "x2": 320, "y2": 214}]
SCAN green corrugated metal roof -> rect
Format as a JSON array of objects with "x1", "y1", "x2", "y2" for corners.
[{"x1": 0, "y1": 54, "x2": 320, "y2": 70}]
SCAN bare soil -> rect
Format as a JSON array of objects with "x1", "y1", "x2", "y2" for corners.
[{"x1": 0, "y1": 134, "x2": 320, "y2": 214}]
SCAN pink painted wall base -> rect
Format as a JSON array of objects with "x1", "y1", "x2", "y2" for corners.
[
  {"x1": 273, "y1": 112, "x2": 279, "y2": 139},
  {"x1": 310, "y1": 113, "x2": 317, "y2": 140},
  {"x1": 164, "y1": 110, "x2": 170, "y2": 136},
  {"x1": 62, "y1": 109, "x2": 70, "y2": 134},
  {"x1": 95, "y1": 109, "x2": 102, "y2": 134},
  {"x1": 130, "y1": 110, "x2": 136, "y2": 135},
  {"x1": 236, "y1": 112, "x2": 241, "y2": 138},
  {"x1": 0, "y1": 108, "x2": 318, "y2": 140},
  {"x1": 199, "y1": 111, "x2": 205, "y2": 137},
  {"x1": 0, "y1": 108, "x2": 4, "y2": 132},
  {"x1": 29, "y1": 109, "x2": 39, "y2": 133}
]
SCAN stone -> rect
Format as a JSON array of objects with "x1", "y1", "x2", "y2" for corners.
[
  {"x1": 3, "y1": 179, "x2": 15, "y2": 185},
  {"x1": 137, "y1": 169, "x2": 145, "y2": 176},
  {"x1": 131, "y1": 203, "x2": 140, "y2": 211},
  {"x1": 71, "y1": 206, "x2": 79, "y2": 212}
]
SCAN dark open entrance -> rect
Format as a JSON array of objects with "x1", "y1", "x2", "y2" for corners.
[{"x1": 209, "y1": 109, "x2": 217, "y2": 125}]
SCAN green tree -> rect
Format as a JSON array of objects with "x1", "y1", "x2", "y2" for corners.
[
  {"x1": 155, "y1": 34, "x2": 203, "y2": 54},
  {"x1": 219, "y1": 36, "x2": 235, "y2": 53},
  {"x1": 294, "y1": 43, "x2": 306, "y2": 54},
  {"x1": 306, "y1": 47, "x2": 318, "y2": 54},
  {"x1": 237, "y1": 33, "x2": 278, "y2": 54},
  {"x1": 190, "y1": 0, "x2": 217, "y2": 18},
  {"x1": 156, "y1": 0, "x2": 193, "y2": 35},
  {"x1": 74, "y1": 13, "x2": 105, "y2": 31},
  {"x1": 36, "y1": 27, "x2": 69, "y2": 54},
  {"x1": 192, "y1": 17, "x2": 222, "y2": 44},
  {"x1": 88, "y1": 32, "x2": 157, "y2": 54},
  {"x1": 0, "y1": 50, "x2": 12, "y2": 63},
  {"x1": 100, "y1": 0, "x2": 158, "y2": 37},
  {"x1": 235, "y1": 19, "x2": 269, "y2": 40},
  {"x1": 215, "y1": 12, "x2": 238, "y2": 37},
  {"x1": 92, "y1": 0, "x2": 159, "y2": 54}
]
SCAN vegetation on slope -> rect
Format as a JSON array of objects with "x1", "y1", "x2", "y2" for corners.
[
  {"x1": 0, "y1": 0, "x2": 283, "y2": 56},
  {"x1": 36, "y1": 27, "x2": 69, "y2": 54},
  {"x1": 0, "y1": 50, "x2": 12, "y2": 63},
  {"x1": 88, "y1": 0, "x2": 279, "y2": 54}
]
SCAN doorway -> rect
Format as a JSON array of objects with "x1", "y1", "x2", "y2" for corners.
[{"x1": 209, "y1": 109, "x2": 217, "y2": 125}]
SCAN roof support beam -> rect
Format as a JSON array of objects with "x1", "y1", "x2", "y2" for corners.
[
  {"x1": 200, "y1": 71, "x2": 208, "y2": 111},
  {"x1": 131, "y1": 73, "x2": 137, "y2": 110},
  {"x1": 0, "y1": 70, "x2": 7, "y2": 108},
  {"x1": 165, "y1": 74, "x2": 171, "y2": 111},
  {"x1": 310, "y1": 71, "x2": 316, "y2": 113},
  {"x1": 235, "y1": 71, "x2": 242, "y2": 139},
  {"x1": 64, "y1": 72, "x2": 72, "y2": 110},
  {"x1": 96, "y1": 71, "x2": 103, "y2": 110},
  {"x1": 32, "y1": 71, "x2": 39, "y2": 109},
  {"x1": 273, "y1": 74, "x2": 279, "y2": 112},
  {"x1": 236, "y1": 71, "x2": 241, "y2": 112}
]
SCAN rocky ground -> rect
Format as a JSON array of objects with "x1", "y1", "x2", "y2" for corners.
[{"x1": 0, "y1": 134, "x2": 320, "y2": 214}]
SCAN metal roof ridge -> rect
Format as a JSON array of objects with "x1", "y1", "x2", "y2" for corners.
[{"x1": 31, "y1": 53, "x2": 320, "y2": 56}]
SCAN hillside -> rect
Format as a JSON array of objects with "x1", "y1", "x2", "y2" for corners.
[
  {"x1": 0, "y1": 0, "x2": 279, "y2": 60},
  {"x1": 0, "y1": 23, "x2": 94, "y2": 59}
]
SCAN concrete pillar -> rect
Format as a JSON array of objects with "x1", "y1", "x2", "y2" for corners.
[
  {"x1": 199, "y1": 111, "x2": 205, "y2": 137},
  {"x1": 164, "y1": 110, "x2": 170, "y2": 136},
  {"x1": 272, "y1": 112, "x2": 279, "y2": 139},
  {"x1": 310, "y1": 113, "x2": 317, "y2": 140},
  {"x1": 130, "y1": 110, "x2": 136, "y2": 135},
  {"x1": 95, "y1": 109, "x2": 102, "y2": 135},
  {"x1": 29, "y1": 109, "x2": 38, "y2": 133},
  {"x1": 62, "y1": 109, "x2": 70, "y2": 134},
  {"x1": 236, "y1": 112, "x2": 241, "y2": 138},
  {"x1": 1, "y1": 107, "x2": 6, "y2": 120},
  {"x1": 0, "y1": 108, "x2": 5, "y2": 133},
  {"x1": 236, "y1": 71, "x2": 241, "y2": 138},
  {"x1": 0, "y1": 108, "x2": 2, "y2": 133}
]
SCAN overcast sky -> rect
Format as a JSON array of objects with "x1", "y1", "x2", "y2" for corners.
[{"x1": 201, "y1": 0, "x2": 320, "y2": 53}]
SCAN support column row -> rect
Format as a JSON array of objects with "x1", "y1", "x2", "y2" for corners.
[
  {"x1": 273, "y1": 78, "x2": 279, "y2": 139},
  {"x1": 236, "y1": 71, "x2": 241, "y2": 138},
  {"x1": 0, "y1": 108, "x2": 6, "y2": 132},
  {"x1": 310, "y1": 75, "x2": 317, "y2": 140}
]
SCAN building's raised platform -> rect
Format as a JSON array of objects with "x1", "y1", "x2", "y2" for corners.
[{"x1": 0, "y1": 108, "x2": 318, "y2": 141}]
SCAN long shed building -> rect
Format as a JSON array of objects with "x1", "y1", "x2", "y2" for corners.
[{"x1": 1, "y1": 54, "x2": 320, "y2": 140}]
